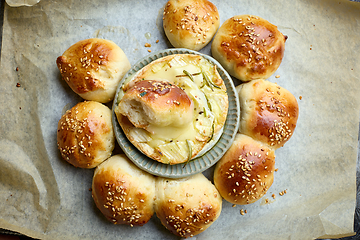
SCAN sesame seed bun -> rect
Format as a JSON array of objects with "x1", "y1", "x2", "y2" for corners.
[
  {"x1": 57, "y1": 101, "x2": 115, "y2": 168},
  {"x1": 56, "y1": 38, "x2": 131, "y2": 103},
  {"x1": 117, "y1": 80, "x2": 194, "y2": 130},
  {"x1": 214, "y1": 134, "x2": 276, "y2": 205},
  {"x1": 154, "y1": 173, "x2": 222, "y2": 238},
  {"x1": 92, "y1": 154, "x2": 156, "y2": 226},
  {"x1": 211, "y1": 15, "x2": 286, "y2": 82},
  {"x1": 236, "y1": 79, "x2": 299, "y2": 149},
  {"x1": 163, "y1": 0, "x2": 220, "y2": 51}
]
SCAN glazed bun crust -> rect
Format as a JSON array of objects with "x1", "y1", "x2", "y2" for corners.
[
  {"x1": 92, "y1": 154, "x2": 156, "y2": 226},
  {"x1": 163, "y1": 0, "x2": 220, "y2": 51},
  {"x1": 56, "y1": 38, "x2": 131, "y2": 103},
  {"x1": 211, "y1": 15, "x2": 286, "y2": 81},
  {"x1": 57, "y1": 101, "x2": 115, "y2": 168},
  {"x1": 214, "y1": 134, "x2": 275, "y2": 205},
  {"x1": 236, "y1": 79, "x2": 299, "y2": 149},
  {"x1": 155, "y1": 173, "x2": 222, "y2": 238},
  {"x1": 118, "y1": 80, "x2": 194, "y2": 130}
]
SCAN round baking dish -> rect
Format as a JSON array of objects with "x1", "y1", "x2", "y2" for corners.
[{"x1": 112, "y1": 48, "x2": 239, "y2": 178}]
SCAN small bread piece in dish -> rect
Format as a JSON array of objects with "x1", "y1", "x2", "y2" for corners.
[
  {"x1": 117, "y1": 80, "x2": 194, "y2": 132},
  {"x1": 214, "y1": 134, "x2": 275, "y2": 205},
  {"x1": 92, "y1": 154, "x2": 156, "y2": 226},
  {"x1": 211, "y1": 15, "x2": 287, "y2": 82},
  {"x1": 57, "y1": 101, "x2": 114, "y2": 168},
  {"x1": 56, "y1": 38, "x2": 131, "y2": 103},
  {"x1": 155, "y1": 173, "x2": 222, "y2": 238},
  {"x1": 236, "y1": 79, "x2": 299, "y2": 149},
  {"x1": 163, "y1": 0, "x2": 220, "y2": 51}
]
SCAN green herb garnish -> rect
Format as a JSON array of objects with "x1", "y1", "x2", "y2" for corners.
[
  {"x1": 139, "y1": 91, "x2": 147, "y2": 97},
  {"x1": 183, "y1": 70, "x2": 195, "y2": 82},
  {"x1": 183, "y1": 140, "x2": 192, "y2": 168}
]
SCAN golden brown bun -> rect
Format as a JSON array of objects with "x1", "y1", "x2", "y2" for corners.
[
  {"x1": 92, "y1": 154, "x2": 156, "y2": 226},
  {"x1": 211, "y1": 15, "x2": 286, "y2": 81},
  {"x1": 236, "y1": 79, "x2": 299, "y2": 149},
  {"x1": 155, "y1": 173, "x2": 222, "y2": 238},
  {"x1": 57, "y1": 101, "x2": 114, "y2": 168},
  {"x1": 163, "y1": 0, "x2": 220, "y2": 51},
  {"x1": 56, "y1": 38, "x2": 131, "y2": 103},
  {"x1": 214, "y1": 134, "x2": 275, "y2": 205},
  {"x1": 117, "y1": 80, "x2": 194, "y2": 131}
]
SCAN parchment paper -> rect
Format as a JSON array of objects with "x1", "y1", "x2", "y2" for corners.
[{"x1": 0, "y1": 0, "x2": 359, "y2": 239}]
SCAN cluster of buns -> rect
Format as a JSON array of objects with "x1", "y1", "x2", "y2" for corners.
[
  {"x1": 163, "y1": 0, "x2": 286, "y2": 82},
  {"x1": 56, "y1": 38, "x2": 131, "y2": 168},
  {"x1": 214, "y1": 80, "x2": 298, "y2": 205},
  {"x1": 211, "y1": 15, "x2": 298, "y2": 205},
  {"x1": 92, "y1": 154, "x2": 223, "y2": 237},
  {"x1": 55, "y1": 2, "x2": 298, "y2": 238}
]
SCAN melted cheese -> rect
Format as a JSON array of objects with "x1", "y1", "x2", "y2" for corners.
[{"x1": 118, "y1": 54, "x2": 227, "y2": 163}]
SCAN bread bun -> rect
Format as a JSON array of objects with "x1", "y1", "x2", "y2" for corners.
[
  {"x1": 92, "y1": 154, "x2": 156, "y2": 226},
  {"x1": 117, "y1": 80, "x2": 194, "y2": 132},
  {"x1": 56, "y1": 38, "x2": 131, "y2": 103},
  {"x1": 114, "y1": 54, "x2": 228, "y2": 165},
  {"x1": 236, "y1": 79, "x2": 299, "y2": 149},
  {"x1": 211, "y1": 15, "x2": 287, "y2": 82},
  {"x1": 214, "y1": 134, "x2": 275, "y2": 205},
  {"x1": 154, "y1": 173, "x2": 222, "y2": 238},
  {"x1": 163, "y1": 0, "x2": 220, "y2": 51},
  {"x1": 57, "y1": 101, "x2": 114, "y2": 168}
]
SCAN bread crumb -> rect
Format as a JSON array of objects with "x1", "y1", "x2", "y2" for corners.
[
  {"x1": 275, "y1": 168, "x2": 278, "y2": 172},
  {"x1": 16, "y1": 83, "x2": 21, "y2": 87},
  {"x1": 265, "y1": 198, "x2": 269, "y2": 204},
  {"x1": 145, "y1": 43, "x2": 151, "y2": 47},
  {"x1": 16, "y1": 67, "x2": 19, "y2": 71}
]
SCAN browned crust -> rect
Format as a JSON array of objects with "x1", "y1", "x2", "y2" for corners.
[
  {"x1": 156, "y1": 201, "x2": 220, "y2": 238},
  {"x1": 57, "y1": 101, "x2": 113, "y2": 168},
  {"x1": 239, "y1": 80, "x2": 299, "y2": 149},
  {"x1": 212, "y1": 15, "x2": 286, "y2": 81},
  {"x1": 120, "y1": 80, "x2": 193, "y2": 129},
  {"x1": 214, "y1": 134, "x2": 275, "y2": 205},
  {"x1": 163, "y1": 0, "x2": 220, "y2": 50},
  {"x1": 92, "y1": 157, "x2": 155, "y2": 226},
  {"x1": 56, "y1": 38, "x2": 117, "y2": 94}
]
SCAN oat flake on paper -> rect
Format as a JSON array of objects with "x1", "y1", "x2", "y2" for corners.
[{"x1": 5, "y1": 0, "x2": 40, "y2": 7}]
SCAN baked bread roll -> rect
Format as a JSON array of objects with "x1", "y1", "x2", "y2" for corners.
[
  {"x1": 214, "y1": 134, "x2": 275, "y2": 205},
  {"x1": 56, "y1": 38, "x2": 131, "y2": 103},
  {"x1": 117, "y1": 80, "x2": 194, "y2": 132},
  {"x1": 211, "y1": 15, "x2": 287, "y2": 82},
  {"x1": 57, "y1": 101, "x2": 115, "y2": 168},
  {"x1": 236, "y1": 79, "x2": 299, "y2": 149},
  {"x1": 163, "y1": 0, "x2": 220, "y2": 51},
  {"x1": 114, "y1": 54, "x2": 228, "y2": 164},
  {"x1": 155, "y1": 173, "x2": 222, "y2": 238},
  {"x1": 92, "y1": 154, "x2": 156, "y2": 226}
]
